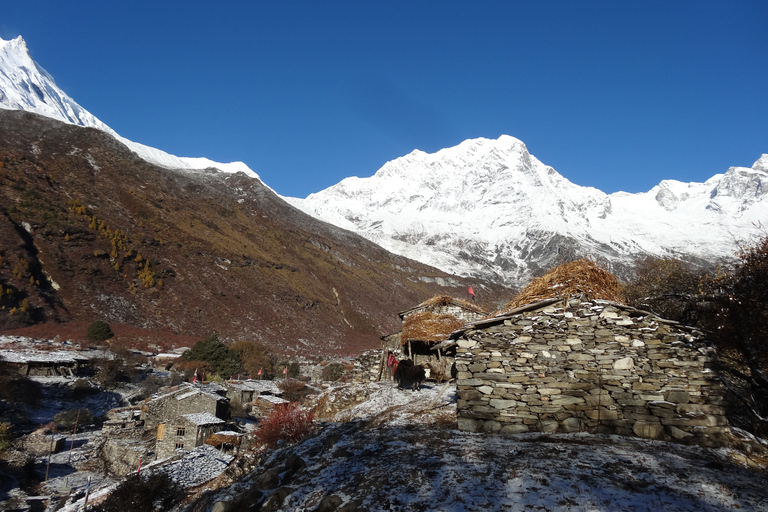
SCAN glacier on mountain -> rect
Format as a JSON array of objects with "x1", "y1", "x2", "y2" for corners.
[
  {"x1": 0, "y1": 36, "x2": 259, "y2": 180},
  {"x1": 288, "y1": 136, "x2": 768, "y2": 287}
]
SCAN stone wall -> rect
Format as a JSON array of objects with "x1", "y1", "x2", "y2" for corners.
[
  {"x1": 141, "y1": 385, "x2": 228, "y2": 428},
  {"x1": 454, "y1": 297, "x2": 729, "y2": 447}
]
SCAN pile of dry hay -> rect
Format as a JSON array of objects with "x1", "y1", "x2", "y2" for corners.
[
  {"x1": 503, "y1": 258, "x2": 625, "y2": 312},
  {"x1": 402, "y1": 311, "x2": 466, "y2": 344},
  {"x1": 418, "y1": 294, "x2": 486, "y2": 314}
]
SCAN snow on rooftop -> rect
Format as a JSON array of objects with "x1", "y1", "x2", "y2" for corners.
[
  {"x1": 256, "y1": 395, "x2": 289, "y2": 405},
  {"x1": 0, "y1": 349, "x2": 87, "y2": 363},
  {"x1": 214, "y1": 430, "x2": 243, "y2": 437},
  {"x1": 175, "y1": 389, "x2": 201, "y2": 401},
  {"x1": 239, "y1": 380, "x2": 281, "y2": 394},
  {"x1": 161, "y1": 445, "x2": 234, "y2": 488},
  {"x1": 182, "y1": 412, "x2": 225, "y2": 426},
  {"x1": 155, "y1": 352, "x2": 182, "y2": 359}
]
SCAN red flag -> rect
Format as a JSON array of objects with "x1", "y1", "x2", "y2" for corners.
[
  {"x1": 257, "y1": 368, "x2": 263, "y2": 376},
  {"x1": 282, "y1": 367, "x2": 288, "y2": 375},
  {"x1": 468, "y1": 286, "x2": 476, "y2": 297},
  {"x1": 192, "y1": 369, "x2": 198, "y2": 383}
]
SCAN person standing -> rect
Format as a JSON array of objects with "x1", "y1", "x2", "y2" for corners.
[{"x1": 385, "y1": 350, "x2": 397, "y2": 381}]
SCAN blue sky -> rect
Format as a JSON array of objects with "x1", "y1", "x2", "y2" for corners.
[{"x1": 2, "y1": 1, "x2": 767, "y2": 198}]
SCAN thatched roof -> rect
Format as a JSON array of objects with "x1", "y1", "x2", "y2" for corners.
[
  {"x1": 399, "y1": 294, "x2": 486, "y2": 319},
  {"x1": 401, "y1": 311, "x2": 466, "y2": 345},
  {"x1": 502, "y1": 258, "x2": 624, "y2": 312},
  {"x1": 420, "y1": 295, "x2": 485, "y2": 312}
]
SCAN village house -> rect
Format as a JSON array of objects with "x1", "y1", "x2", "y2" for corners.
[
  {"x1": 451, "y1": 260, "x2": 730, "y2": 447},
  {"x1": 140, "y1": 382, "x2": 230, "y2": 430},
  {"x1": 204, "y1": 430, "x2": 245, "y2": 455},
  {"x1": 376, "y1": 295, "x2": 487, "y2": 381},
  {"x1": 155, "y1": 412, "x2": 226, "y2": 459},
  {"x1": 222, "y1": 379, "x2": 281, "y2": 405},
  {"x1": 0, "y1": 349, "x2": 90, "y2": 377}
]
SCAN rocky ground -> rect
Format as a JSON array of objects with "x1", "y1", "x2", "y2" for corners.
[
  {"x1": 3, "y1": 378, "x2": 768, "y2": 512},
  {"x1": 185, "y1": 382, "x2": 768, "y2": 512}
]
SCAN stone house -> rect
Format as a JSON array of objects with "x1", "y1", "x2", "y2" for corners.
[
  {"x1": 155, "y1": 412, "x2": 225, "y2": 459},
  {"x1": 141, "y1": 383, "x2": 229, "y2": 430},
  {"x1": 102, "y1": 405, "x2": 144, "y2": 437},
  {"x1": 222, "y1": 379, "x2": 281, "y2": 405},
  {"x1": 451, "y1": 296, "x2": 730, "y2": 446},
  {"x1": 17, "y1": 425, "x2": 65, "y2": 456},
  {"x1": 383, "y1": 295, "x2": 487, "y2": 370},
  {"x1": 0, "y1": 349, "x2": 89, "y2": 377},
  {"x1": 248, "y1": 394, "x2": 290, "y2": 419}
]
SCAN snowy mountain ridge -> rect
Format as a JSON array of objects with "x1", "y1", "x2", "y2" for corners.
[
  {"x1": 2, "y1": 34, "x2": 765, "y2": 290},
  {"x1": 288, "y1": 136, "x2": 768, "y2": 287},
  {"x1": 0, "y1": 36, "x2": 259, "y2": 180}
]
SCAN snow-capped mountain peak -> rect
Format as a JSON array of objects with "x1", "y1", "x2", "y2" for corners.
[
  {"x1": 291, "y1": 138, "x2": 768, "y2": 287},
  {"x1": 3, "y1": 35, "x2": 766, "y2": 290},
  {"x1": 0, "y1": 36, "x2": 260, "y2": 180}
]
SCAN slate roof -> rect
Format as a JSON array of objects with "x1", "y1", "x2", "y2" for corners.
[
  {"x1": 0, "y1": 349, "x2": 89, "y2": 364},
  {"x1": 181, "y1": 412, "x2": 225, "y2": 426}
]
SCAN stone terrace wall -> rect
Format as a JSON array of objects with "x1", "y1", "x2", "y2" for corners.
[{"x1": 455, "y1": 298, "x2": 729, "y2": 447}]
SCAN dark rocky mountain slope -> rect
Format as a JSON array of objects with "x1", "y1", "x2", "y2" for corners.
[{"x1": 0, "y1": 110, "x2": 513, "y2": 354}]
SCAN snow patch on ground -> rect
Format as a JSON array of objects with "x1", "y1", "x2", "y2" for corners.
[{"x1": 206, "y1": 382, "x2": 768, "y2": 511}]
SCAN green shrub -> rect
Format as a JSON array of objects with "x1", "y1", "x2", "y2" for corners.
[
  {"x1": 93, "y1": 357, "x2": 138, "y2": 388},
  {"x1": 0, "y1": 422, "x2": 13, "y2": 454},
  {"x1": 86, "y1": 320, "x2": 114, "y2": 342},
  {"x1": 53, "y1": 408, "x2": 93, "y2": 430},
  {"x1": 0, "y1": 363, "x2": 42, "y2": 406},
  {"x1": 182, "y1": 334, "x2": 242, "y2": 379},
  {"x1": 321, "y1": 362, "x2": 345, "y2": 382},
  {"x1": 72, "y1": 379, "x2": 98, "y2": 398}
]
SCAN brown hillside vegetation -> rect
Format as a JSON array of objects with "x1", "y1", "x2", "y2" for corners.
[
  {"x1": 503, "y1": 258, "x2": 624, "y2": 311},
  {"x1": 0, "y1": 110, "x2": 514, "y2": 354}
]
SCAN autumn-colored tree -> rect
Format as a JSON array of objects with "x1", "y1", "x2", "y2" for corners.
[
  {"x1": 230, "y1": 339, "x2": 277, "y2": 379},
  {"x1": 699, "y1": 235, "x2": 768, "y2": 435},
  {"x1": 256, "y1": 403, "x2": 314, "y2": 447},
  {"x1": 623, "y1": 257, "x2": 706, "y2": 323},
  {"x1": 624, "y1": 239, "x2": 768, "y2": 436}
]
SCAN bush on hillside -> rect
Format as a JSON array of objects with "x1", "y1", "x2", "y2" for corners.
[
  {"x1": 623, "y1": 257, "x2": 706, "y2": 323},
  {"x1": 321, "y1": 362, "x2": 345, "y2": 382},
  {"x1": 86, "y1": 320, "x2": 114, "y2": 342},
  {"x1": 256, "y1": 403, "x2": 314, "y2": 447},
  {"x1": 278, "y1": 378, "x2": 313, "y2": 403},
  {"x1": 53, "y1": 408, "x2": 93, "y2": 431},
  {"x1": 71, "y1": 378, "x2": 98, "y2": 398},
  {"x1": 0, "y1": 422, "x2": 13, "y2": 454},
  {"x1": 698, "y1": 235, "x2": 768, "y2": 436},
  {"x1": 230, "y1": 339, "x2": 277, "y2": 379},
  {"x1": 287, "y1": 361, "x2": 301, "y2": 378},
  {"x1": 182, "y1": 334, "x2": 242, "y2": 379},
  {"x1": 0, "y1": 362, "x2": 42, "y2": 406},
  {"x1": 93, "y1": 356, "x2": 140, "y2": 388}
]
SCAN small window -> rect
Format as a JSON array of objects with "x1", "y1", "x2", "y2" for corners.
[
  {"x1": 175, "y1": 442, "x2": 184, "y2": 449},
  {"x1": 176, "y1": 427, "x2": 186, "y2": 436}
]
